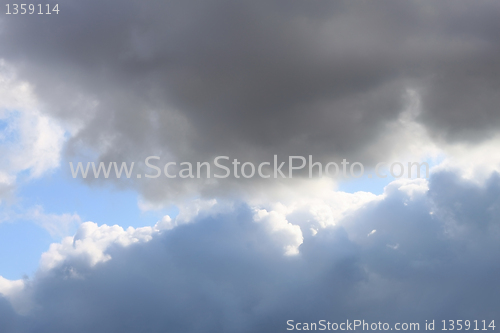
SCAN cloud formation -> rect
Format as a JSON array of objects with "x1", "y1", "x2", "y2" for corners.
[
  {"x1": 1, "y1": 171, "x2": 499, "y2": 332},
  {"x1": 0, "y1": 62, "x2": 66, "y2": 200},
  {"x1": 1, "y1": 0, "x2": 499, "y2": 201},
  {"x1": 1, "y1": 2, "x2": 499, "y2": 331}
]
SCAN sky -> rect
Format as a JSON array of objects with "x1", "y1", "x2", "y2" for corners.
[{"x1": 0, "y1": 0, "x2": 499, "y2": 332}]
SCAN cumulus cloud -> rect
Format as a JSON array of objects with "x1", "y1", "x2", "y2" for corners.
[
  {"x1": 39, "y1": 221, "x2": 159, "y2": 273},
  {"x1": 253, "y1": 208, "x2": 303, "y2": 256},
  {"x1": 0, "y1": 171, "x2": 498, "y2": 332}
]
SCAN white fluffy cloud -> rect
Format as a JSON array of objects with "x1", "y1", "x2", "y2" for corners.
[{"x1": 39, "y1": 222, "x2": 158, "y2": 272}]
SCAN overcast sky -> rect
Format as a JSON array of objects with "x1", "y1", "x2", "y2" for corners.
[{"x1": 0, "y1": 0, "x2": 499, "y2": 332}]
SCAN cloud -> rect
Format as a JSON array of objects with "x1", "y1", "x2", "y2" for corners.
[
  {"x1": 1, "y1": 0, "x2": 499, "y2": 202},
  {"x1": 38, "y1": 221, "x2": 158, "y2": 273},
  {"x1": 0, "y1": 276, "x2": 27, "y2": 314},
  {"x1": 28, "y1": 206, "x2": 81, "y2": 238},
  {"x1": 253, "y1": 208, "x2": 303, "y2": 256},
  {"x1": 0, "y1": 61, "x2": 67, "y2": 200},
  {"x1": 431, "y1": 134, "x2": 500, "y2": 184},
  {"x1": 1, "y1": 170, "x2": 499, "y2": 331}
]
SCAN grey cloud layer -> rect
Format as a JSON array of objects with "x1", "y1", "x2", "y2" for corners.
[
  {"x1": 1, "y1": 0, "x2": 500, "y2": 199},
  {"x1": 1, "y1": 170, "x2": 499, "y2": 332}
]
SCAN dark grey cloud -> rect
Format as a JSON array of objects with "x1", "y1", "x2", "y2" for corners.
[
  {"x1": 1, "y1": 0, "x2": 499, "y2": 200},
  {"x1": 1, "y1": 170, "x2": 499, "y2": 332}
]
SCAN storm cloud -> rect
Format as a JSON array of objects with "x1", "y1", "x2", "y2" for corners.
[{"x1": 1, "y1": 0, "x2": 500, "y2": 201}]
